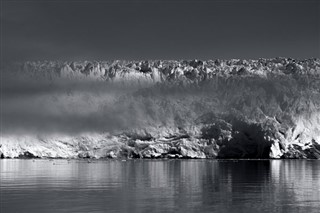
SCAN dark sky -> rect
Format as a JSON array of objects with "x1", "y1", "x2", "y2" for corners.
[{"x1": 1, "y1": 0, "x2": 319, "y2": 61}]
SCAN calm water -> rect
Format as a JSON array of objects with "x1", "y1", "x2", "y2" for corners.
[{"x1": 1, "y1": 159, "x2": 320, "y2": 213}]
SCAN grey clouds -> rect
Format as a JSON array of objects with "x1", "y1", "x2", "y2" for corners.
[{"x1": 1, "y1": 0, "x2": 319, "y2": 62}]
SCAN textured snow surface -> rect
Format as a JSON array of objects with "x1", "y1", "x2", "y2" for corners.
[{"x1": 1, "y1": 58, "x2": 320, "y2": 159}]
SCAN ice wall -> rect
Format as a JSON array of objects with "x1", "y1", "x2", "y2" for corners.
[{"x1": 1, "y1": 58, "x2": 320, "y2": 159}]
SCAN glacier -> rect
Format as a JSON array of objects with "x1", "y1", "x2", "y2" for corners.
[{"x1": 1, "y1": 58, "x2": 320, "y2": 159}]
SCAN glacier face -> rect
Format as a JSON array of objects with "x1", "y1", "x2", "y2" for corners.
[{"x1": 1, "y1": 58, "x2": 320, "y2": 159}]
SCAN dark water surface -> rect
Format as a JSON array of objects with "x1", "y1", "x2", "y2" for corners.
[{"x1": 1, "y1": 159, "x2": 320, "y2": 213}]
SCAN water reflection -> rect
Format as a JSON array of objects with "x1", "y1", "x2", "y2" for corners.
[{"x1": 1, "y1": 159, "x2": 320, "y2": 213}]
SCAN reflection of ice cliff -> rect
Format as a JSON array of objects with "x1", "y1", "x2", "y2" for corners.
[
  {"x1": 1, "y1": 160, "x2": 319, "y2": 212},
  {"x1": 1, "y1": 58, "x2": 320, "y2": 159}
]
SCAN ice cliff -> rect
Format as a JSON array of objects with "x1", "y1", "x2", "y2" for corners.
[{"x1": 1, "y1": 58, "x2": 320, "y2": 159}]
